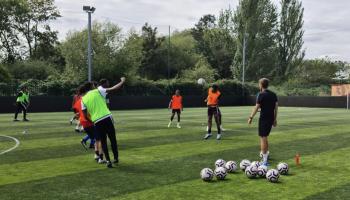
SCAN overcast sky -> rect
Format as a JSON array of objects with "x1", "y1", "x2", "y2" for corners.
[{"x1": 51, "y1": 0, "x2": 350, "y2": 61}]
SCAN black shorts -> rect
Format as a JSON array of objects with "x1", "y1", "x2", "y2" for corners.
[
  {"x1": 172, "y1": 109, "x2": 181, "y2": 114},
  {"x1": 259, "y1": 119, "x2": 273, "y2": 137},
  {"x1": 94, "y1": 116, "x2": 115, "y2": 140},
  {"x1": 84, "y1": 126, "x2": 96, "y2": 140},
  {"x1": 208, "y1": 106, "x2": 219, "y2": 117}
]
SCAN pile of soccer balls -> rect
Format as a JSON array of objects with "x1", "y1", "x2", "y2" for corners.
[{"x1": 200, "y1": 159, "x2": 289, "y2": 183}]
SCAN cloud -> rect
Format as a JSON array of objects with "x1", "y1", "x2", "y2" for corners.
[{"x1": 51, "y1": 0, "x2": 350, "y2": 61}]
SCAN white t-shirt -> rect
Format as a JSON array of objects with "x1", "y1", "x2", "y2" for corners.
[{"x1": 97, "y1": 86, "x2": 108, "y2": 98}]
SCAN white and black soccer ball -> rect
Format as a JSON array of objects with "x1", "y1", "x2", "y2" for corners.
[
  {"x1": 240, "y1": 159, "x2": 251, "y2": 171},
  {"x1": 214, "y1": 167, "x2": 227, "y2": 180},
  {"x1": 250, "y1": 161, "x2": 261, "y2": 168},
  {"x1": 197, "y1": 78, "x2": 206, "y2": 85},
  {"x1": 245, "y1": 165, "x2": 257, "y2": 178},
  {"x1": 200, "y1": 168, "x2": 214, "y2": 181},
  {"x1": 266, "y1": 169, "x2": 280, "y2": 183},
  {"x1": 225, "y1": 161, "x2": 238, "y2": 173},
  {"x1": 257, "y1": 165, "x2": 268, "y2": 177},
  {"x1": 215, "y1": 159, "x2": 226, "y2": 168},
  {"x1": 277, "y1": 162, "x2": 289, "y2": 175}
]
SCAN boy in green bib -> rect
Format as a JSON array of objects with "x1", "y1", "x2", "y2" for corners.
[
  {"x1": 14, "y1": 87, "x2": 30, "y2": 122},
  {"x1": 82, "y1": 77, "x2": 126, "y2": 168}
]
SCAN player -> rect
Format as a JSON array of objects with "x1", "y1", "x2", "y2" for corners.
[
  {"x1": 167, "y1": 89, "x2": 183, "y2": 128},
  {"x1": 82, "y1": 77, "x2": 126, "y2": 168},
  {"x1": 14, "y1": 87, "x2": 30, "y2": 122},
  {"x1": 73, "y1": 85, "x2": 95, "y2": 148},
  {"x1": 70, "y1": 88, "x2": 80, "y2": 125},
  {"x1": 74, "y1": 82, "x2": 106, "y2": 163},
  {"x1": 248, "y1": 78, "x2": 278, "y2": 166},
  {"x1": 71, "y1": 87, "x2": 83, "y2": 132},
  {"x1": 206, "y1": 87, "x2": 225, "y2": 132},
  {"x1": 204, "y1": 84, "x2": 222, "y2": 140}
]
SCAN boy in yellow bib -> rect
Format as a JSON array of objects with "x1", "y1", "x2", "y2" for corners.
[{"x1": 82, "y1": 77, "x2": 126, "y2": 168}]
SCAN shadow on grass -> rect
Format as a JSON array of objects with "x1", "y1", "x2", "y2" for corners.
[
  {"x1": 0, "y1": 133, "x2": 349, "y2": 200},
  {"x1": 304, "y1": 183, "x2": 350, "y2": 200}
]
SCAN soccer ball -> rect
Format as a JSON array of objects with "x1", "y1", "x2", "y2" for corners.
[
  {"x1": 200, "y1": 168, "x2": 214, "y2": 181},
  {"x1": 215, "y1": 159, "x2": 226, "y2": 168},
  {"x1": 257, "y1": 165, "x2": 268, "y2": 177},
  {"x1": 266, "y1": 169, "x2": 280, "y2": 183},
  {"x1": 197, "y1": 78, "x2": 206, "y2": 85},
  {"x1": 245, "y1": 165, "x2": 257, "y2": 178},
  {"x1": 250, "y1": 161, "x2": 261, "y2": 168},
  {"x1": 240, "y1": 159, "x2": 251, "y2": 171},
  {"x1": 277, "y1": 162, "x2": 289, "y2": 175},
  {"x1": 225, "y1": 161, "x2": 238, "y2": 173},
  {"x1": 214, "y1": 167, "x2": 227, "y2": 180}
]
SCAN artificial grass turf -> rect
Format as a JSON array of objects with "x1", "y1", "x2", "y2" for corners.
[{"x1": 0, "y1": 107, "x2": 349, "y2": 200}]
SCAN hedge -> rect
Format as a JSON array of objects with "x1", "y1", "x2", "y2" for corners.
[{"x1": 0, "y1": 79, "x2": 258, "y2": 97}]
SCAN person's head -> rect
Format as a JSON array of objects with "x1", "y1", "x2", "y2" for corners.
[
  {"x1": 175, "y1": 89, "x2": 180, "y2": 96},
  {"x1": 92, "y1": 81, "x2": 98, "y2": 88},
  {"x1": 21, "y1": 86, "x2": 28, "y2": 93},
  {"x1": 78, "y1": 85, "x2": 87, "y2": 95},
  {"x1": 211, "y1": 84, "x2": 219, "y2": 93},
  {"x1": 99, "y1": 79, "x2": 109, "y2": 88},
  {"x1": 259, "y1": 78, "x2": 269, "y2": 90},
  {"x1": 82, "y1": 81, "x2": 95, "y2": 94}
]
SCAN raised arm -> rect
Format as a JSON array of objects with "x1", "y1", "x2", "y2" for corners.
[{"x1": 105, "y1": 77, "x2": 126, "y2": 93}]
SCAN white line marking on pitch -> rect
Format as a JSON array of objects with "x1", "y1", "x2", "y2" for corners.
[{"x1": 0, "y1": 135, "x2": 20, "y2": 155}]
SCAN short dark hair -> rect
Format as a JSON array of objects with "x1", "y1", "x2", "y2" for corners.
[
  {"x1": 99, "y1": 79, "x2": 108, "y2": 86},
  {"x1": 211, "y1": 84, "x2": 219, "y2": 93},
  {"x1": 259, "y1": 78, "x2": 269, "y2": 89},
  {"x1": 81, "y1": 81, "x2": 94, "y2": 94}
]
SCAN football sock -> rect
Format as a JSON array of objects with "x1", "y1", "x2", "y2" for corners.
[
  {"x1": 263, "y1": 153, "x2": 268, "y2": 163},
  {"x1": 82, "y1": 135, "x2": 89, "y2": 142}
]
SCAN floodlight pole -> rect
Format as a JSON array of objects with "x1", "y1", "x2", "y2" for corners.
[
  {"x1": 167, "y1": 25, "x2": 171, "y2": 80},
  {"x1": 83, "y1": 6, "x2": 95, "y2": 81},
  {"x1": 242, "y1": 30, "x2": 247, "y2": 86},
  {"x1": 88, "y1": 12, "x2": 92, "y2": 81}
]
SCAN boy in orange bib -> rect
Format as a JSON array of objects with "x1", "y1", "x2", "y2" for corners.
[
  {"x1": 168, "y1": 89, "x2": 183, "y2": 128},
  {"x1": 204, "y1": 84, "x2": 222, "y2": 140}
]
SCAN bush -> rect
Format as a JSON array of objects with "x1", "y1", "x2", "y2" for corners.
[
  {"x1": 6, "y1": 60, "x2": 57, "y2": 80},
  {"x1": 0, "y1": 64, "x2": 11, "y2": 82},
  {"x1": 0, "y1": 77, "x2": 258, "y2": 97},
  {"x1": 120, "y1": 78, "x2": 256, "y2": 96}
]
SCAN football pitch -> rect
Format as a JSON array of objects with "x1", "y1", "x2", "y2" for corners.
[{"x1": 0, "y1": 107, "x2": 349, "y2": 200}]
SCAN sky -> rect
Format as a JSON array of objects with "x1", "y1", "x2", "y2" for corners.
[{"x1": 51, "y1": 0, "x2": 350, "y2": 61}]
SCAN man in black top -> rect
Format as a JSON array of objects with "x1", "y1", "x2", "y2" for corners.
[{"x1": 248, "y1": 78, "x2": 278, "y2": 166}]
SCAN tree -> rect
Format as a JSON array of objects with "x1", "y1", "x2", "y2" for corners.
[
  {"x1": 277, "y1": 0, "x2": 305, "y2": 79},
  {"x1": 181, "y1": 56, "x2": 217, "y2": 82},
  {"x1": 191, "y1": 12, "x2": 236, "y2": 79},
  {"x1": 0, "y1": 64, "x2": 11, "y2": 82},
  {"x1": 295, "y1": 58, "x2": 341, "y2": 85},
  {"x1": 60, "y1": 21, "x2": 127, "y2": 83},
  {"x1": 0, "y1": 0, "x2": 25, "y2": 63},
  {"x1": 232, "y1": 0, "x2": 278, "y2": 81},
  {"x1": 139, "y1": 23, "x2": 165, "y2": 80},
  {"x1": 14, "y1": 0, "x2": 60, "y2": 58},
  {"x1": 0, "y1": 0, "x2": 61, "y2": 63}
]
